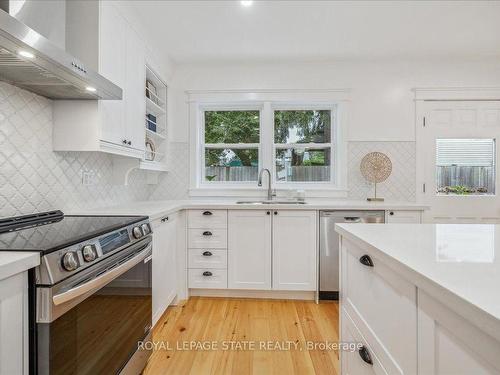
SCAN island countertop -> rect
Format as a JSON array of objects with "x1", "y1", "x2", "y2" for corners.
[{"x1": 335, "y1": 223, "x2": 500, "y2": 340}]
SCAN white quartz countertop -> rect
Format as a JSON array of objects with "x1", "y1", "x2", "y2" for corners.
[
  {"x1": 0, "y1": 251, "x2": 39, "y2": 281},
  {"x1": 335, "y1": 223, "x2": 500, "y2": 336},
  {"x1": 75, "y1": 199, "x2": 427, "y2": 221}
]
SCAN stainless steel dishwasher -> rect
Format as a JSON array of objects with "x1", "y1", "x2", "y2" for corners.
[{"x1": 319, "y1": 210, "x2": 385, "y2": 300}]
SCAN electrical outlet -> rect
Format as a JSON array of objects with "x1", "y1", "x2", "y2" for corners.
[{"x1": 81, "y1": 170, "x2": 96, "y2": 186}]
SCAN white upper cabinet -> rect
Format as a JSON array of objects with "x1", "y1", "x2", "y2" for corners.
[
  {"x1": 98, "y1": 3, "x2": 126, "y2": 147},
  {"x1": 228, "y1": 210, "x2": 272, "y2": 290},
  {"x1": 53, "y1": 1, "x2": 145, "y2": 158},
  {"x1": 272, "y1": 210, "x2": 317, "y2": 291},
  {"x1": 125, "y1": 26, "x2": 146, "y2": 150}
]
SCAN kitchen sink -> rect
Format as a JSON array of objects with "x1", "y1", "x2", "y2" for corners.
[{"x1": 236, "y1": 200, "x2": 307, "y2": 205}]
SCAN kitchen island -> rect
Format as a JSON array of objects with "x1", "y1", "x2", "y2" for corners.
[{"x1": 335, "y1": 223, "x2": 500, "y2": 374}]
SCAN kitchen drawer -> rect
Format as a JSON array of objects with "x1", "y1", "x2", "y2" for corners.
[
  {"x1": 188, "y1": 229, "x2": 227, "y2": 249},
  {"x1": 188, "y1": 249, "x2": 227, "y2": 269},
  {"x1": 341, "y1": 238, "x2": 417, "y2": 374},
  {"x1": 341, "y1": 308, "x2": 387, "y2": 375},
  {"x1": 188, "y1": 269, "x2": 227, "y2": 289},
  {"x1": 385, "y1": 210, "x2": 421, "y2": 223},
  {"x1": 188, "y1": 210, "x2": 227, "y2": 229}
]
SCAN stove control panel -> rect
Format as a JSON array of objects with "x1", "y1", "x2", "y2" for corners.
[{"x1": 36, "y1": 218, "x2": 152, "y2": 285}]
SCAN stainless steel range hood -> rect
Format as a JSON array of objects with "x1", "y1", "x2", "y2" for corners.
[{"x1": 0, "y1": 9, "x2": 122, "y2": 100}]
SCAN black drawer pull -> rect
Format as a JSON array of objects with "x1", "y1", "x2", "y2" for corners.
[
  {"x1": 202, "y1": 251, "x2": 212, "y2": 256},
  {"x1": 203, "y1": 211, "x2": 213, "y2": 216},
  {"x1": 161, "y1": 216, "x2": 169, "y2": 222},
  {"x1": 359, "y1": 255, "x2": 374, "y2": 267},
  {"x1": 266, "y1": 211, "x2": 270, "y2": 215},
  {"x1": 359, "y1": 346, "x2": 373, "y2": 365},
  {"x1": 202, "y1": 271, "x2": 213, "y2": 277},
  {"x1": 202, "y1": 231, "x2": 212, "y2": 236}
]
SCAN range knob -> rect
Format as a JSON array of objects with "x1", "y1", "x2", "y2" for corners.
[
  {"x1": 132, "y1": 226, "x2": 143, "y2": 239},
  {"x1": 82, "y1": 244, "x2": 97, "y2": 262},
  {"x1": 61, "y1": 251, "x2": 79, "y2": 271},
  {"x1": 141, "y1": 223, "x2": 151, "y2": 235}
]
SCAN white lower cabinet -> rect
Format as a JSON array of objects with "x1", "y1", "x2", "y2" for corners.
[
  {"x1": 385, "y1": 210, "x2": 422, "y2": 223},
  {"x1": 418, "y1": 290, "x2": 500, "y2": 374},
  {"x1": 152, "y1": 213, "x2": 178, "y2": 325},
  {"x1": 340, "y1": 234, "x2": 500, "y2": 375},
  {"x1": 0, "y1": 272, "x2": 28, "y2": 375},
  {"x1": 342, "y1": 309, "x2": 386, "y2": 375},
  {"x1": 228, "y1": 210, "x2": 272, "y2": 290},
  {"x1": 187, "y1": 209, "x2": 317, "y2": 293},
  {"x1": 272, "y1": 210, "x2": 317, "y2": 291}
]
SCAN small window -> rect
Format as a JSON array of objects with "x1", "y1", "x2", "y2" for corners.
[
  {"x1": 274, "y1": 110, "x2": 333, "y2": 182},
  {"x1": 436, "y1": 138, "x2": 496, "y2": 195},
  {"x1": 203, "y1": 110, "x2": 260, "y2": 182}
]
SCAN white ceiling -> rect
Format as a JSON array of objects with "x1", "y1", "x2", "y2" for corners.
[{"x1": 117, "y1": 0, "x2": 500, "y2": 64}]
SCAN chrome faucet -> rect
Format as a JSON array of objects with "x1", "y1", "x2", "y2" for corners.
[{"x1": 258, "y1": 168, "x2": 276, "y2": 201}]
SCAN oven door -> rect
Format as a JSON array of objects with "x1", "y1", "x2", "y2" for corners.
[{"x1": 36, "y1": 238, "x2": 152, "y2": 375}]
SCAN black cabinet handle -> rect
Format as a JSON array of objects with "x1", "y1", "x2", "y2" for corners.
[
  {"x1": 128, "y1": 140, "x2": 132, "y2": 145},
  {"x1": 161, "y1": 216, "x2": 169, "y2": 222},
  {"x1": 274, "y1": 211, "x2": 278, "y2": 215},
  {"x1": 358, "y1": 346, "x2": 373, "y2": 365},
  {"x1": 122, "y1": 139, "x2": 127, "y2": 144},
  {"x1": 202, "y1": 251, "x2": 212, "y2": 256},
  {"x1": 266, "y1": 211, "x2": 270, "y2": 215},
  {"x1": 203, "y1": 211, "x2": 213, "y2": 216},
  {"x1": 359, "y1": 254, "x2": 374, "y2": 267},
  {"x1": 389, "y1": 211, "x2": 394, "y2": 216},
  {"x1": 203, "y1": 231, "x2": 212, "y2": 236},
  {"x1": 202, "y1": 271, "x2": 213, "y2": 277}
]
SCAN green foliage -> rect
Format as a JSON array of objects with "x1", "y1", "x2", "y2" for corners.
[
  {"x1": 205, "y1": 111, "x2": 259, "y2": 166},
  {"x1": 274, "y1": 110, "x2": 331, "y2": 144}
]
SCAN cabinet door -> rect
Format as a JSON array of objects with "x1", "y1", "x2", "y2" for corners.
[
  {"x1": 418, "y1": 290, "x2": 500, "y2": 374},
  {"x1": 125, "y1": 26, "x2": 146, "y2": 152},
  {"x1": 152, "y1": 214, "x2": 177, "y2": 325},
  {"x1": 98, "y1": 3, "x2": 126, "y2": 146},
  {"x1": 228, "y1": 210, "x2": 272, "y2": 290},
  {"x1": 385, "y1": 210, "x2": 422, "y2": 223},
  {"x1": 272, "y1": 210, "x2": 317, "y2": 291},
  {"x1": 0, "y1": 272, "x2": 28, "y2": 375}
]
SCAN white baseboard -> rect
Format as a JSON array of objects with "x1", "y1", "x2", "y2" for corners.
[{"x1": 189, "y1": 288, "x2": 316, "y2": 300}]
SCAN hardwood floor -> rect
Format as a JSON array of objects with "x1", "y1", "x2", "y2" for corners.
[{"x1": 144, "y1": 297, "x2": 339, "y2": 375}]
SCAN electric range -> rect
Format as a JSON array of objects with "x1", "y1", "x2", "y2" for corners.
[{"x1": 0, "y1": 210, "x2": 153, "y2": 375}]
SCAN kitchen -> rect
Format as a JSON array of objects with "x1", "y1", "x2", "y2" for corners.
[{"x1": 0, "y1": 1, "x2": 499, "y2": 374}]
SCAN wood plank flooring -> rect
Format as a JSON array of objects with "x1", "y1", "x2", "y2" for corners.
[{"x1": 143, "y1": 297, "x2": 339, "y2": 375}]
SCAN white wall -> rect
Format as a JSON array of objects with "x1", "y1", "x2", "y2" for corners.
[{"x1": 168, "y1": 60, "x2": 500, "y2": 143}]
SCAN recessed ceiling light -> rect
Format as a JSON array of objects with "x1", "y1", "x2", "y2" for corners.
[
  {"x1": 241, "y1": 1, "x2": 253, "y2": 7},
  {"x1": 85, "y1": 86, "x2": 97, "y2": 92},
  {"x1": 18, "y1": 50, "x2": 34, "y2": 59}
]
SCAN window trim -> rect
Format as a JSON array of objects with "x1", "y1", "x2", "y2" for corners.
[{"x1": 188, "y1": 90, "x2": 349, "y2": 197}]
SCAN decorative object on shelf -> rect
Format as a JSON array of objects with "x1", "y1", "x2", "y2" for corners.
[
  {"x1": 146, "y1": 114, "x2": 157, "y2": 132},
  {"x1": 146, "y1": 79, "x2": 158, "y2": 104},
  {"x1": 145, "y1": 138, "x2": 156, "y2": 161},
  {"x1": 360, "y1": 151, "x2": 392, "y2": 202}
]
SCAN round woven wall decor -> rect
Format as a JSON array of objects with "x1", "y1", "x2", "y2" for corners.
[{"x1": 360, "y1": 152, "x2": 392, "y2": 184}]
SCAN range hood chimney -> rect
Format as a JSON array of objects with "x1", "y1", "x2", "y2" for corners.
[{"x1": 0, "y1": 6, "x2": 122, "y2": 100}]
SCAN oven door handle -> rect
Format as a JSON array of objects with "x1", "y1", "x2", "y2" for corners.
[{"x1": 52, "y1": 244, "x2": 152, "y2": 306}]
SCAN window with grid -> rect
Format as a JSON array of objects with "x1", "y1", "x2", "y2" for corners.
[
  {"x1": 203, "y1": 110, "x2": 260, "y2": 182},
  {"x1": 274, "y1": 109, "x2": 333, "y2": 183}
]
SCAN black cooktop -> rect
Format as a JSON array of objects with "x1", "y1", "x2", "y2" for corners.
[{"x1": 0, "y1": 211, "x2": 147, "y2": 254}]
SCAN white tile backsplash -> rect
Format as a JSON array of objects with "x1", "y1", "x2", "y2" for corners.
[
  {"x1": 0, "y1": 82, "x2": 150, "y2": 217},
  {"x1": 348, "y1": 141, "x2": 416, "y2": 201},
  {"x1": 0, "y1": 82, "x2": 416, "y2": 216}
]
